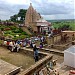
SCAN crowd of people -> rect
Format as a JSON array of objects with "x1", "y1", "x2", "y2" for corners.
[
  {"x1": 3, "y1": 35, "x2": 46, "y2": 62},
  {"x1": 4, "y1": 40, "x2": 20, "y2": 52},
  {"x1": 29, "y1": 36, "x2": 46, "y2": 62}
]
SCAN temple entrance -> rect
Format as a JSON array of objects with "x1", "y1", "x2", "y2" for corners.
[{"x1": 37, "y1": 26, "x2": 40, "y2": 33}]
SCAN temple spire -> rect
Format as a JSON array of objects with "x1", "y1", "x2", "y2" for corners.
[
  {"x1": 30, "y1": 3, "x2": 32, "y2": 6},
  {"x1": 25, "y1": 3, "x2": 42, "y2": 27}
]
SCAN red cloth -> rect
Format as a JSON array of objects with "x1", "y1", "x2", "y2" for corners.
[
  {"x1": 70, "y1": 70, "x2": 75, "y2": 74},
  {"x1": 7, "y1": 42, "x2": 10, "y2": 45}
]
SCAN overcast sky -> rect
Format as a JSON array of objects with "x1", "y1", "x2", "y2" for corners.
[{"x1": 0, "y1": 0, "x2": 74, "y2": 20}]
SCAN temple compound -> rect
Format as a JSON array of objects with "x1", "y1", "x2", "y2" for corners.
[{"x1": 25, "y1": 3, "x2": 52, "y2": 33}]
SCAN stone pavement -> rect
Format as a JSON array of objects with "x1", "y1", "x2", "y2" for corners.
[
  {"x1": 0, "y1": 59, "x2": 20, "y2": 75},
  {"x1": 54, "y1": 62, "x2": 75, "y2": 75}
]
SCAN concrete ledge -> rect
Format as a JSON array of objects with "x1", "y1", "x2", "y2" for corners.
[
  {"x1": 6, "y1": 66, "x2": 21, "y2": 75},
  {"x1": 36, "y1": 47, "x2": 64, "y2": 55},
  {"x1": 19, "y1": 55, "x2": 53, "y2": 75},
  {"x1": 19, "y1": 47, "x2": 53, "y2": 75},
  {"x1": 72, "y1": 40, "x2": 75, "y2": 45},
  {"x1": 24, "y1": 46, "x2": 64, "y2": 55},
  {"x1": 21, "y1": 47, "x2": 49, "y2": 59},
  {"x1": 0, "y1": 59, "x2": 21, "y2": 75},
  {"x1": 52, "y1": 42, "x2": 72, "y2": 51}
]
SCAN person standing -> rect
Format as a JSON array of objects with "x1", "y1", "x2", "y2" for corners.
[
  {"x1": 72, "y1": 34, "x2": 75, "y2": 41},
  {"x1": 29, "y1": 39, "x2": 33, "y2": 48},
  {"x1": 33, "y1": 45, "x2": 39, "y2": 62}
]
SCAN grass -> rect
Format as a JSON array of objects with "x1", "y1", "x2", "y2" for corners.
[
  {"x1": 51, "y1": 20, "x2": 75, "y2": 31},
  {"x1": 0, "y1": 40, "x2": 3, "y2": 45},
  {"x1": 0, "y1": 25, "x2": 30, "y2": 40}
]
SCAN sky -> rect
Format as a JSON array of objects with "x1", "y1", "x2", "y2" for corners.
[{"x1": 0, "y1": 0, "x2": 74, "y2": 20}]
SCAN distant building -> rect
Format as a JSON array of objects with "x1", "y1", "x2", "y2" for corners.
[{"x1": 25, "y1": 3, "x2": 52, "y2": 33}]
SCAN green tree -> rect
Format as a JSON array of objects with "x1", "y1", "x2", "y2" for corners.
[
  {"x1": 0, "y1": 19, "x2": 1, "y2": 22},
  {"x1": 10, "y1": 9, "x2": 27, "y2": 23},
  {"x1": 18, "y1": 9, "x2": 27, "y2": 23},
  {"x1": 10, "y1": 14, "x2": 18, "y2": 22}
]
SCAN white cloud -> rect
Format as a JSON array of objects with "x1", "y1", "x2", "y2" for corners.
[
  {"x1": 0, "y1": 0, "x2": 74, "y2": 20},
  {"x1": 42, "y1": 15, "x2": 56, "y2": 20},
  {"x1": 42, "y1": 12, "x2": 74, "y2": 20},
  {"x1": 0, "y1": 0, "x2": 31, "y2": 5},
  {"x1": 47, "y1": 0, "x2": 73, "y2": 3}
]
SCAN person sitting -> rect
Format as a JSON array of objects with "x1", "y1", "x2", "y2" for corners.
[
  {"x1": 6, "y1": 40, "x2": 10, "y2": 49},
  {"x1": 4, "y1": 40, "x2": 7, "y2": 46},
  {"x1": 39, "y1": 42, "x2": 43, "y2": 48},
  {"x1": 22, "y1": 39, "x2": 27, "y2": 47},
  {"x1": 15, "y1": 42, "x2": 20, "y2": 52},
  {"x1": 9, "y1": 41, "x2": 13, "y2": 50},
  {"x1": 72, "y1": 34, "x2": 75, "y2": 41},
  {"x1": 30, "y1": 40, "x2": 33, "y2": 48},
  {"x1": 48, "y1": 31, "x2": 51, "y2": 38},
  {"x1": 32, "y1": 42, "x2": 36, "y2": 48}
]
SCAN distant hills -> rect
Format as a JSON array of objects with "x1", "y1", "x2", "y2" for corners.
[{"x1": 47, "y1": 19, "x2": 74, "y2": 22}]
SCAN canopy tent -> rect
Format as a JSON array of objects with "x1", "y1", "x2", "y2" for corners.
[{"x1": 64, "y1": 45, "x2": 75, "y2": 68}]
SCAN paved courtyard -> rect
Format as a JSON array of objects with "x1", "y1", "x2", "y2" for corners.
[
  {"x1": 0, "y1": 47, "x2": 35, "y2": 70},
  {"x1": 54, "y1": 62, "x2": 75, "y2": 75},
  {"x1": 0, "y1": 59, "x2": 19, "y2": 75}
]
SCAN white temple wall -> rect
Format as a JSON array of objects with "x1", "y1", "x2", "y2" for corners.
[{"x1": 64, "y1": 51, "x2": 75, "y2": 68}]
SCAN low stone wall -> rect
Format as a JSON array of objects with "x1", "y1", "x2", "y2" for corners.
[
  {"x1": 52, "y1": 45, "x2": 66, "y2": 51},
  {"x1": 19, "y1": 48, "x2": 53, "y2": 75},
  {"x1": 6, "y1": 67, "x2": 21, "y2": 75},
  {"x1": 47, "y1": 34, "x2": 61, "y2": 45},
  {"x1": 21, "y1": 48, "x2": 47, "y2": 60},
  {"x1": 0, "y1": 59, "x2": 21, "y2": 75},
  {"x1": 52, "y1": 42, "x2": 72, "y2": 51},
  {"x1": 72, "y1": 40, "x2": 75, "y2": 45}
]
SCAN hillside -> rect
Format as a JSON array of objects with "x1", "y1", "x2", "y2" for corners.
[
  {"x1": 47, "y1": 19, "x2": 75, "y2": 31},
  {"x1": 0, "y1": 25, "x2": 31, "y2": 40},
  {"x1": 21, "y1": 26, "x2": 32, "y2": 35}
]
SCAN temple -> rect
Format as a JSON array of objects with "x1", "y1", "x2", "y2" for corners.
[{"x1": 25, "y1": 3, "x2": 52, "y2": 33}]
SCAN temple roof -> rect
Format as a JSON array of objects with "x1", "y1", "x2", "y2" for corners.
[
  {"x1": 36, "y1": 18, "x2": 51, "y2": 26},
  {"x1": 25, "y1": 3, "x2": 51, "y2": 28},
  {"x1": 36, "y1": 18, "x2": 48, "y2": 23},
  {"x1": 25, "y1": 3, "x2": 41, "y2": 26}
]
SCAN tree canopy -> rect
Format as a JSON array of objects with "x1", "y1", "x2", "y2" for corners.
[{"x1": 10, "y1": 9, "x2": 27, "y2": 23}]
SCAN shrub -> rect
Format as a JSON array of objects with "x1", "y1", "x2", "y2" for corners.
[
  {"x1": 19, "y1": 35, "x2": 26, "y2": 39},
  {"x1": 21, "y1": 32, "x2": 27, "y2": 35},
  {"x1": 9, "y1": 26, "x2": 17, "y2": 30}
]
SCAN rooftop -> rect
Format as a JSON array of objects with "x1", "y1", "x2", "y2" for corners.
[{"x1": 64, "y1": 45, "x2": 75, "y2": 53}]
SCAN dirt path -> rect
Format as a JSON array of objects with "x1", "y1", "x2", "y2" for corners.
[{"x1": 0, "y1": 47, "x2": 35, "y2": 69}]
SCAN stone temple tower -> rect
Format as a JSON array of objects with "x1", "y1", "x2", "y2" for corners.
[
  {"x1": 24, "y1": 3, "x2": 52, "y2": 33},
  {"x1": 25, "y1": 3, "x2": 41, "y2": 27}
]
